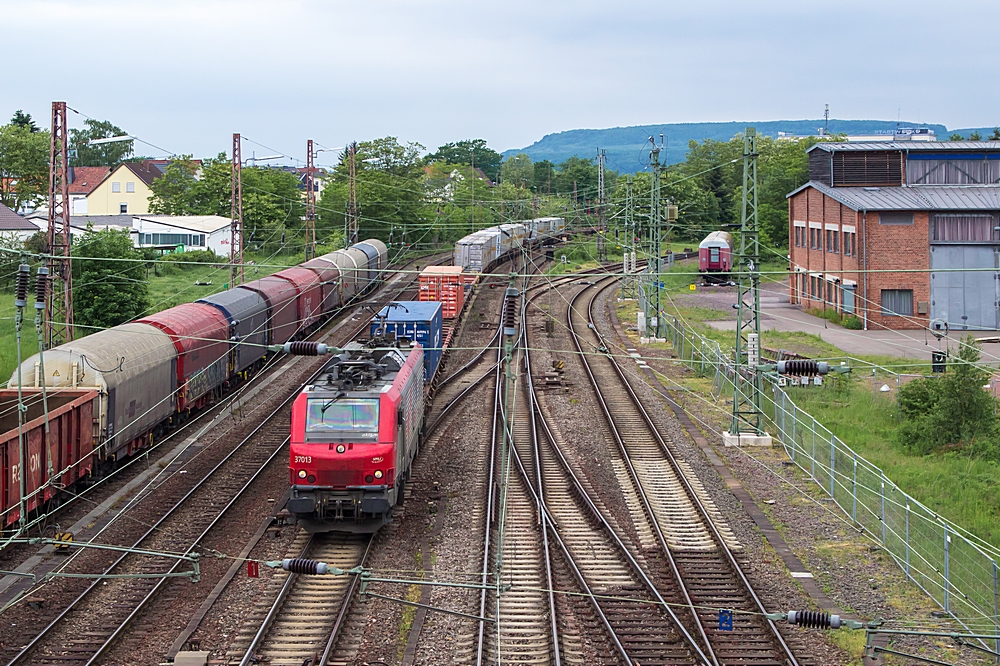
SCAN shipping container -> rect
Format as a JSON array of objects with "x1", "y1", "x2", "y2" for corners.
[
  {"x1": 138, "y1": 303, "x2": 231, "y2": 412},
  {"x1": 197, "y1": 287, "x2": 269, "y2": 373},
  {"x1": 419, "y1": 266, "x2": 466, "y2": 318},
  {"x1": 273, "y1": 267, "x2": 324, "y2": 331},
  {"x1": 370, "y1": 301, "x2": 443, "y2": 381},
  {"x1": 0, "y1": 389, "x2": 98, "y2": 525},
  {"x1": 240, "y1": 276, "x2": 302, "y2": 345},
  {"x1": 302, "y1": 257, "x2": 343, "y2": 313}
]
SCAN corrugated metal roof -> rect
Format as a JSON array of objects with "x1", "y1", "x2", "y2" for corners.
[
  {"x1": 791, "y1": 181, "x2": 1000, "y2": 211},
  {"x1": 808, "y1": 141, "x2": 1000, "y2": 153},
  {"x1": 132, "y1": 215, "x2": 232, "y2": 232}
]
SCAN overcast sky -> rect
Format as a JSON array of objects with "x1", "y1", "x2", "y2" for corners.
[{"x1": 3, "y1": 0, "x2": 999, "y2": 165}]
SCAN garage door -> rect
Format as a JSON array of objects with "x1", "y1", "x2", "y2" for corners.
[{"x1": 930, "y1": 245, "x2": 999, "y2": 330}]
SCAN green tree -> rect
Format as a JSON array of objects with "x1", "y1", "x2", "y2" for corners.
[
  {"x1": 70, "y1": 118, "x2": 134, "y2": 167},
  {"x1": 74, "y1": 228, "x2": 150, "y2": 331},
  {"x1": 501, "y1": 153, "x2": 533, "y2": 189},
  {"x1": 969, "y1": 131, "x2": 983, "y2": 141},
  {"x1": 990, "y1": 128, "x2": 1000, "y2": 141},
  {"x1": 533, "y1": 160, "x2": 555, "y2": 193},
  {"x1": 147, "y1": 156, "x2": 200, "y2": 214},
  {"x1": 426, "y1": 139, "x2": 503, "y2": 181},
  {"x1": 0, "y1": 122, "x2": 50, "y2": 211},
  {"x1": 949, "y1": 133, "x2": 966, "y2": 141},
  {"x1": 10, "y1": 110, "x2": 39, "y2": 133},
  {"x1": 897, "y1": 337, "x2": 997, "y2": 457}
]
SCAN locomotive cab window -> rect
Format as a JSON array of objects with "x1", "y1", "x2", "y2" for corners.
[
  {"x1": 710, "y1": 248, "x2": 719, "y2": 262},
  {"x1": 306, "y1": 398, "x2": 379, "y2": 433}
]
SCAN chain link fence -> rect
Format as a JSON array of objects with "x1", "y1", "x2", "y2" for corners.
[{"x1": 659, "y1": 315, "x2": 1000, "y2": 642}]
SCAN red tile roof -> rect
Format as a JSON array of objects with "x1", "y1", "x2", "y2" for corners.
[{"x1": 68, "y1": 166, "x2": 111, "y2": 195}]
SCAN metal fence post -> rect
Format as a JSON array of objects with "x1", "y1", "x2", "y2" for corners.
[
  {"x1": 944, "y1": 526, "x2": 951, "y2": 614},
  {"x1": 811, "y1": 421, "x2": 816, "y2": 480},
  {"x1": 829, "y1": 434, "x2": 836, "y2": 499},
  {"x1": 993, "y1": 560, "x2": 998, "y2": 661},
  {"x1": 791, "y1": 404, "x2": 797, "y2": 460},
  {"x1": 906, "y1": 503, "x2": 911, "y2": 577},
  {"x1": 880, "y1": 473, "x2": 886, "y2": 546},
  {"x1": 852, "y1": 453, "x2": 858, "y2": 523}
]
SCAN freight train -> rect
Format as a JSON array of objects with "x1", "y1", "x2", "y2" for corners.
[
  {"x1": 698, "y1": 230, "x2": 734, "y2": 283},
  {"x1": 289, "y1": 217, "x2": 566, "y2": 532},
  {"x1": 3, "y1": 239, "x2": 388, "y2": 527},
  {"x1": 454, "y1": 217, "x2": 565, "y2": 272}
]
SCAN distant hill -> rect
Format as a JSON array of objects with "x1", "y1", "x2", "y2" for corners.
[{"x1": 502, "y1": 119, "x2": 975, "y2": 173}]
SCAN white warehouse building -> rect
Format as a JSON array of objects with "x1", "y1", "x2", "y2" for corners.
[{"x1": 132, "y1": 215, "x2": 232, "y2": 255}]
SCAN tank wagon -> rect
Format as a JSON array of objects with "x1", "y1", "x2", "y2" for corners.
[{"x1": 2, "y1": 239, "x2": 387, "y2": 527}]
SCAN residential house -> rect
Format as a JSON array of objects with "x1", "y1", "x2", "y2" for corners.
[
  {"x1": 85, "y1": 161, "x2": 163, "y2": 215},
  {"x1": 67, "y1": 166, "x2": 111, "y2": 214}
]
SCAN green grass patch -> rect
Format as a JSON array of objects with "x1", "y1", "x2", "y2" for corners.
[
  {"x1": 787, "y1": 381, "x2": 1000, "y2": 548},
  {"x1": 0, "y1": 298, "x2": 41, "y2": 385}
]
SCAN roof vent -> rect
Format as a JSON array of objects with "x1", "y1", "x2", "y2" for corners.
[{"x1": 864, "y1": 187, "x2": 880, "y2": 191}]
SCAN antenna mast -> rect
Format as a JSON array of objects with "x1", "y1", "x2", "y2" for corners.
[{"x1": 45, "y1": 101, "x2": 73, "y2": 347}]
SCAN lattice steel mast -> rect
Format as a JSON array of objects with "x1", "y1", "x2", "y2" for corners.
[
  {"x1": 45, "y1": 101, "x2": 73, "y2": 347},
  {"x1": 596, "y1": 148, "x2": 607, "y2": 262},
  {"x1": 305, "y1": 139, "x2": 317, "y2": 260},
  {"x1": 346, "y1": 142, "x2": 359, "y2": 246},
  {"x1": 231, "y1": 133, "x2": 244, "y2": 287},
  {"x1": 730, "y1": 127, "x2": 766, "y2": 437}
]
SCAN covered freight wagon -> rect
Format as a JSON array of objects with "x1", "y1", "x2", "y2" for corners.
[
  {"x1": 138, "y1": 303, "x2": 230, "y2": 412},
  {"x1": 240, "y1": 276, "x2": 302, "y2": 345},
  {"x1": 370, "y1": 302, "x2": 442, "y2": 381},
  {"x1": 272, "y1": 267, "x2": 324, "y2": 331},
  {"x1": 302, "y1": 256, "x2": 343, "y2": 313},
  {"x1": 197, "y1": 287, "x2": 269, "y2": 374}
]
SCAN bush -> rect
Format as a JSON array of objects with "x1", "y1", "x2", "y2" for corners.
[
  {"x1": 896, "y1": 336, "x2": 998, "y2": 458},
  {"x1": 843, "y1": 315, "x2": 863, "y2": 330},
  {"x1": 161, "y1": 249, "x2": 220, "y2": 264}
]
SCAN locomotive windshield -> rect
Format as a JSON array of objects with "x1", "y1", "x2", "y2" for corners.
[{"x1": 306, "y1": 398, "x2": 380, "y2": 433}]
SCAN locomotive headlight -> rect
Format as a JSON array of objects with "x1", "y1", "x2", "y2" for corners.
[
  {"x1": 336, "y1": 444, "x2": 346, "y2": 454},
  {"x1": 373, "y1": 469, "x2": 383, "y2": 479},
  {"x1": 297, "y1": 469, "x2": 307, "y2": 479}
]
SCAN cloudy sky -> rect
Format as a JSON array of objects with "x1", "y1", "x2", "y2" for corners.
[{"x1": 3, "y1": 0, "x2": 998, "y2": 164}]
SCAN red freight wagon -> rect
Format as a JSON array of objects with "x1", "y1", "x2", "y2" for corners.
[
  {"x1": 273, "y1": 267, "x2": 324, "y2": 331},
  {"x1": 241, "y1": 276, "x2": 302, "y2": 345},
  {"x1": 0, "y1": 389, "x2": 98, "y2": 526},
  {"x1": 301, "y1": 257, "x2": 342, "y2": 313},
  {"x1": 138, "y1": 303, "x2": 231, "y2": 412}
]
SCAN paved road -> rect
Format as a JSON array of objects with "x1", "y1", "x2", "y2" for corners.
[{"x1": 698, "y1": 281, "x2": 1000, "y2": 364}]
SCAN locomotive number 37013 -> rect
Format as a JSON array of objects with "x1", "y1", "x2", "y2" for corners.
[{"x1": 294, "y1": 455, "x2": 313, "y2": 463}]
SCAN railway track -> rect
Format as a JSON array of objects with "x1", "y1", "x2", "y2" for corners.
[
  {"x1": 225, "y1": 533, "x2": 371, "y2": 666},
  {"x1": 0, "y1": 252, "x2": 448, "y2": 666},
  {"x1": 562, "y1": 276, "x2": 802, "y2": 666}
]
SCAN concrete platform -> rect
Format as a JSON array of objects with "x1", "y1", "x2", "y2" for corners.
[{"x1": 722, "y1": 432, "x2": 774, "y2": 447}]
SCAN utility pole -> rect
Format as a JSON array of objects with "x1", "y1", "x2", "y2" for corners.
[
  {"x1": 346, "y1": 142, "x2": 359, "y2": 246},
  {"x1": 231, "y1": 133, "x2": 244, "y2": 287},
  {"x1": 596, "y1": 148, "x2": 607, "y2": 262},
  {"x1": 824, "y1": 104, "x2": 830, "y2": 136},
  {"x1": 305, "y1": 139, "x2": 317, "y2": 260},
  {"x1": 45, "y1": 101, "x2": 73, "y2": 347},
  {"x1": 470, "y1": 147, "x2": 476, "y2": 232},
  {"x1": 572, "y1": 180, "x2": 578, "y2": 229},
  {"x1": 726, "y1": 127, "x2": 771, "y2": 446}
]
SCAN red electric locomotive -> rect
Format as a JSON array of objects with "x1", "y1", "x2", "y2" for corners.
[{"x1": 287, "y1": 338, "x2": 423, "y2": 532}]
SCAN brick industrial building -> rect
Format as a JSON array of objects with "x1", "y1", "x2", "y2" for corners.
[{"x1": 787, "y1": 141, "x2": 1000, "y2": 330}]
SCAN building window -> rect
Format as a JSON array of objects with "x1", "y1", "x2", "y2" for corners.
[
  {"x1": 844, "y1": 232, "x2": 855, "y2": 256},
  {"x1": 126, "y1": 181, "x2": 135, "y2": 193},
  {"x1": 119, "y1": 202, "x2": 128, "y2": 214},
  {"x1": 932, "y1": 214, "x2": 996, "y2": 242},
  {"x1": 111, "y1": 182, "x2": 121, "y2": 193},
  {"x1": 826, "y1": 229, "x2": 839, "y2": 253},
  {"x1": 879, "y1": 212, "x2": 913, "y2": 225},
  {"x1": 881, "y1": 289, "x2": 913, "y2": 317},
  {"x1": 794, "y1": 227, "x2": 801, "y2": 247}
]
